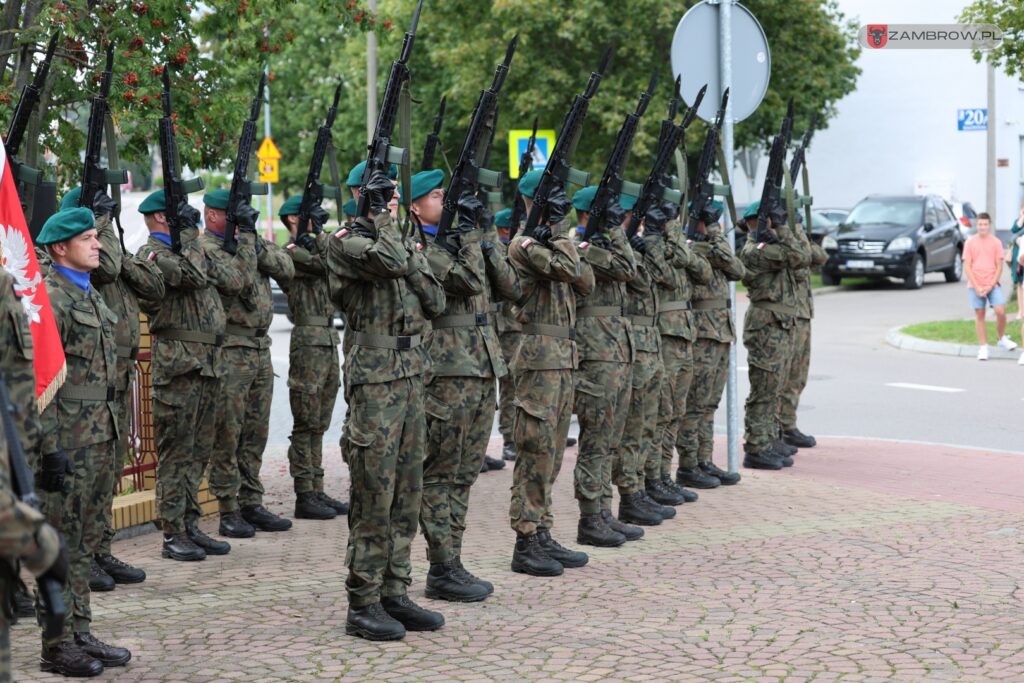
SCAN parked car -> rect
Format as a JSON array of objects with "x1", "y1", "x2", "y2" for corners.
[
  {"x1": 821, "y1": 194, "x2": 964, "y2": 289},
  {"x1": 816, "y1": 207, "x2": 850, "y2": 224},
  {"x1": 732, "y1": 208, "x2": 837, "y2": 253},
  {"x1": 949, "y1": 200, "x2": 978, "y2": 237}
]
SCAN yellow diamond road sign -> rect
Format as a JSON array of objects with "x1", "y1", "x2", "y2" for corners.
[
  {"x1": 257, "y1": 137, "x2": 281, "y2": 161},
  {"x1": 508, "y1": 129, "x2": 556, "y2": 179},
  {"x1": 258, "y1": 159, "x2": 279, "y2": 184}
]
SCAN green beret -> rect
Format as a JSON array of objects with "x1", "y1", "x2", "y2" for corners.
[
  {"x1": 139, "y1": 189, "x2": 166, "y2": 214},
  {"x1": 36, "y1": 207, "x2": 95, "y2": 245},
  {"x1": 343, "y1": 198, "x2": 357, "y2": 218},
  {"x1": 619, "y1": 193, "x2": 638, "y2": 211},
  {"x1": 404, "y1": 169, "x2": 445, "y2": 203},
  {"x1": 279, "y1": 195, "x2": 302, "y2": 217},
  {"x1": 572, "y1": 185, "x2": 598, "y2": 212},
  {"x1": 518, "y1": 169, "x2": 543, "y2": 199},
  {"x1": 203, "y1": 188, "x2": 231, "y2": 210},
  {"x1": 60, "y1": 186, "x2": 82, "y2": 211},
  {"x1": 346, "y1": 160, "x2": 398, "y2": 187},
  {"x1": 743, "y1": 200, "x2": 760, "y2": 220},
  {"x1": 493, "y1": 208, "x2": 513, "y2": 228}
]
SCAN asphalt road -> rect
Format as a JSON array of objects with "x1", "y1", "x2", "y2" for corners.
[{"x1": 257, "y1": 266, "x2": 1021, "y2": 455}]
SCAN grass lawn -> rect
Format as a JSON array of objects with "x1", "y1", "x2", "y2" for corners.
[{"x1": 903, "y1": 308, "x2": 1024, "y2": 347}]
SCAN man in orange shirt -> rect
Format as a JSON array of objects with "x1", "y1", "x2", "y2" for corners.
[{"x1": 964, "y1": 212, "x2": 1017, "y2": 360}]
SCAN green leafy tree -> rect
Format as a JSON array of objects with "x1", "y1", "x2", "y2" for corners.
[{"x1": 960, "y1": 1, "x2": 1024, "y2": 75}]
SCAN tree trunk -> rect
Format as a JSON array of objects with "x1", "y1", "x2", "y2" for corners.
[{"x1": 0, "y1": 0, "x2": 24, "y2": 82}]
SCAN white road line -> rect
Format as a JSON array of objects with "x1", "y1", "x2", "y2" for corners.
[{"x1": 885, "y1": 382, "x2": 965, "y2": 393}]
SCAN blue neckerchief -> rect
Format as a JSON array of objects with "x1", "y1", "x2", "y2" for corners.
[
  {"x1": 53, "y1": 265, "x2": 91, "y2": 293},
  {"x1": 499, "y1": 236, "x2": 510, "y2": 245},
  {"x1": 421, "y1": 224, "x2": 438, "y2": 237},
  {"x1": 152, "y1": 232, "x2": 172, "y2": 247},
  {"x1": 206, "y1": 228, "x2": 225, "y2": 238},
  {"x1": 576, "y1": 225, "x2": 586, "y2": 237}
]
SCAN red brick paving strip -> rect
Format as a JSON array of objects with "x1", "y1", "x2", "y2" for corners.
[{"x1": 11, "y1": 437, "x2": 1024, "y2": 681}]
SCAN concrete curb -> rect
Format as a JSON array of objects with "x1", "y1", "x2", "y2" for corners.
[{"x1": 886, "y1": 326, "x2": 1020, "y2": 360}]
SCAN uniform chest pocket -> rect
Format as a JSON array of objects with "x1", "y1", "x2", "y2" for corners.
[
  {"x1": 64, "y1": 304, "x2": 102, "y2": 359},
  {"x1": 9, "y1": 306, "x2": 34, "y2": 361}
]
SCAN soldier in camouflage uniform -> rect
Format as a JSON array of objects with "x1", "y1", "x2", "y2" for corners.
[
  {"x1": 137, "y1": 189, "x2": 241, "y2": 561},
  {"x1": 58, "y1": 188, "x2": 164, "y2": 591},
  {"x1": 328, "y1": 170, "x2": 446, "y2": 641},
  {"x1": 201, "y1": 189, "x2": 294, "y2": 536},
  {"x1": 739, "y1": 201, "x2": 811, "y2": 469},
  {"x1": 779, "y1": 218, "x2": 828, "y2": 449},
  {"x1": 506, "y1": 170, "x2": 594, "y2": 577},
  {"x1": 492, "y1": 208, "x2": 522, "y2": 462},
  {"x1": 35, "y1": 207, "x2": 131, "y2": 675},
  {"x1": 677, "y1": 202, "x2": 745, "y2": 488},
  {"x1": 278, "y1": 195, "x2": 347, "y2": 521}
]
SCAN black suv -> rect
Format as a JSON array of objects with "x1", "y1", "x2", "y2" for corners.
[{"x1": 821, "y1": 194, "x2": 964, "y2": 289}]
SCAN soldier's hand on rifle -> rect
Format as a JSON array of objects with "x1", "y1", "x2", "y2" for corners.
[
  {"x1": 295, "y1": 232, "x2": 318, "y2": 253},
  {"x1": 661, "y1": 201, "x2": 680, "y2": 223},
  {"x1": 478, "y1": 207, "x2": 494, "y2": 232},
  {"x1": 365, "y1": 170, "x2": 395, "y2": 216},
  {"x1": 38, "y1": 450, "x2": 71, "y2": 493},
  {"x1": 309, "y1": 205, "x2": 330, "y2": 234},
  {"x1": 91, "y1": 190, "x2": 117, "y2": 219},
  {"x1": 588, "y1": 233, "x2": 612, "y2": 250},
  {"x1": 629, "y1": 233, "x2": 646, "y2": 255},
  {"x1": 546, "y1": 188, "x2": 572, "y2": 225},
  {"x1": 481, "y1": 240, "x2": 495, "y2": 257},
  {"x1": 456, "y1": 191, "x2": 485, "y2": 233},
  {"x1": 604, "y1": 199, "x2": 626, "y2": 229},
  {"x1": 177, "y1": 201, "x2": 201, "y2": 231},
  {"x1": 532, "y1": 225, "x2": 553, "y2": 246},
  {"x1": 235, "y1": 201, "x2": 260, "y2": 234},
  {"x1": 644, "y1": 204, "x2": 669, "y2": 233}
]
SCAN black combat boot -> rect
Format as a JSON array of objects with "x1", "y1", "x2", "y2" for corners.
[
  {"x1": 485, "y1": 455, "x2": 505, "y2": 471},
  {"x1": 381, "y1": 595, "x2": 445, "y2": 631},
  {"x1": 346, "y1": 602, "x2": 406, "y2": 641},
  {"x1": 161, "y1": 532, "x2": 206, "y2": 561},
  {"x1": 502, "y1": 441, "x2": 517, "y2": 461},
  {"x1": 577, "y1": 513, "x2": 627, "y2": 547},
  {"x1": 95, "y1": 553, "x2": 146, "y2": 584},
  {"x1": 538, "y1": 530, "x2": 589, "y2": 567},
  {"x1": 638, "y1": 491, "x2": 676, "y2": 520},
  {"x1": 218, "y1": 511, "x2": 256, "y2": 538},
  {"x1": 241, "y1": 504, "x2": 293, "y2": 532},
  {"x1": 39, "y1": 642, "x2": 104, "y2": 677},
  {"x1": 601, "y1": 509, "x2": 644, "y2": 541},
  {"x1": 700, "y1": 461, "x2": 741, "y2": 486},
  {"x1": 646, "y1": 478, "x2": 686, "y2": 506},
  {"x1": 618, "y1": 492, "x2": 663, "y2": 526},
  {"x1": 88, "y1": 559, "x2": 115, "y2": 592},
  {"x1": 425, "y1": 561, "x2": 490, "y2": 602},
  {"x1": 295, "y1": 492, "x2": 336, "y2": 520},
  {"x1": 676, "y1": 466, "x2": 722, "y2": 489},
  {"x1": 15, "y1": 587, "x2": 35, "y2": 618},
  {"x1": 74, "y1": 633, "x2": 131, "y2": 667},
  {"x1": 743, "y1": 451, "x2": 784, "y2": 470},
  {"x1": 453, "y1": 557, "x2": 494, "y2": 595},
  {"x1": 662, "y1": 476, "x2": 699, "y2": 502},
  {"x1": 186, "y1": 521, "x2": 231, "y2": 555},
  {"x1": 317, "y1": 491, "x2": 349, "y2": 515},
  {"x1": 566, "y1": 437, "x2": 577, "y2": 447},
  {"x1": 783, "y1": 427, "x2": 817, "y2": 448},
  {"x1": 511, "y1": 533, "x2": 564, "y2": 576},
  {"x1": 773, "y1": 438, "x2": 798, "y2": 457}
]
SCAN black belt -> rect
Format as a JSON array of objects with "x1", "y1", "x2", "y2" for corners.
[{"x1": 432, "y1": 312, "x2": 492, "y2": 329}]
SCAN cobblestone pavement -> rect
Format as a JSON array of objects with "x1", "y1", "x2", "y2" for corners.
[{"x1": 11, "y1": 437, "x2": 1024, "y2": 682}]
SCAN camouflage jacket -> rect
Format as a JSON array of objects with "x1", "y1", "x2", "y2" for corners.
[
  {"x1": 573, "y1": 228, "x2": 637, "y2": 363},
  {"x1": 487, "y1": 232, "x2": 523, "y2": 335},
  {"x1": 624, "y1": 234, "x2": 675, "y2": 354},
  {"x1": 0, "y1": 269, "x2": 40, "y2": 461},
  {"x1": 507, "y1": 226, "x2": 595, "y2": 372},
  {"x1": 689, "y1": 224, "x2": 746, "y2": 343},
  {"x1": 39, "y1": 269, "x2": 119, "y2": 455},
  {"x1": 284, "y1": 233, "x2": 340, "y2": 348},
  {"x1": 92, "y1": 214, "x2": 165, "y2": 390},
  {"x1": 204, "y1": 232, "x2": 291, "y2": 349},
  {"x1": 791, "y1": 228, "x2": 828, "y2": 319},
  {"x1": 328, "y1": 212, "x2": 446, "y2": 387},
  {"x1": 0, "y1": 430, "x2": 61, "y2": 577},
  {"x1": 740, "y1": 223, "x2": 811, "y2": 331},
  {"x1": 656, "y1": 221, "x2": 713, "y2": 341}
]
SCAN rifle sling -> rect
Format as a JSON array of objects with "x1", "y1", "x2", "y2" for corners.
[
  {"x1": 326, "y1": 143, "x2": 344, "y2": 228},
  {"x1": 782, "y1": 165, "x2": 798, "y2": 234},
  {"x1": 399, "y1": 79, "x2": 414, "y2": 240},
  {"x1": 104, "y1": 111, "x2": 126, "y2": 252},
  {"x1": 801, "y1": 164, "x2": 813, "y2": 233}
]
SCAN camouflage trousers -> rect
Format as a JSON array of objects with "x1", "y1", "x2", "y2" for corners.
[
  {"x1": 743, "y1": 310, "x2": 795, "y2": 453},
  {"x1": 509, "y1": 369, "x2": 574, "y2": 536},
  {"x1": 0, "y1": 622, "x2": 8, "y2": 683},
  {"x1": 779, "y1": 317, "x2": 811, "y2": 430},
  {"x1": 154, "y1": 371, "x2": 221, "y2": 534},
  {"x1": 208, "y1": 347, "x2": 273, "y2": 511},
  {"x1": 573, "y1": 360, "x2": 632, "y2": 515},
  {"x1": 614, "y1": 350, "x2": 661, "y2": 501},
  {"x1": 678, "y1": 338, "x2": 730, "y2": 468},
  {"x1": 657, "y1": 336, "x2": 694, "y2": 479},
  {"x1": 98, "y1": 389, "x2": 131, "y2": 556},
  {"x1": 287, "y1": 344, "x2": 340, "y2": 494},
  {"x1": 497, "y1": 332, "x2": 519, "y2": 443},
  {"x1": 420, "y1": 376, "x2": 496, "y2": 564},
  {"x1": 38, "y1": 439, "x2": 116, "y2": 642},
  {"x1": 344, "y1": 376, "x2": 425, "y2": 608}
]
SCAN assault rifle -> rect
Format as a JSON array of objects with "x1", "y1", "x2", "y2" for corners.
[
  {"x1": 434, "y1": 36, "x2": 517, "y2": 251},
  {"x1": 357, "y1": 0, "x2": 424, "y2": 218},
  {"x1": 626, "y1": 79, "x2": 706, "y2": 237},
  {"x1": 158, "y1": 66, "x2": 205, "y2": 251},
  {"x1": 508, "y1": 116, "x2": 538, "y2": 233},
  {"x1": 223, "y1": 74, "x2": 268, "y2": 253},
  {"x1": 788, "y1": 112, "x2": 817, "y2": 183},
  {"x1": 754, "y1": 100, "x2": 795, "y2": 241},
  {"x1": 295, "y1": 82, "x2": 341, "y2": 238},
  {"x1": 579, "y1": 70, "x2": 657, "y2": 243},
  {"x1": 5, "y1": 33, "x2": 59, "y2": 207},
  {"x1": 521, "y1": 48, "x2": 612, "y2": 238},
  {"x1": 686, "y1": 88, "x2": 729, "y2": 241},
  {"x1": 421, "y1": 96, "x2": 446, "y2": 171},
  {"x1": 0, "y1": 375, "x2": 66, "y2": 641}
]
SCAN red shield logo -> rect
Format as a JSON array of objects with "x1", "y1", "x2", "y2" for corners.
[{"x1": 866, "y1": 24, "x2": 888, "y2": 49}]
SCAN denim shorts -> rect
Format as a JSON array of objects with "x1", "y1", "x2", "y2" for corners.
[{"x1": 968, "y1": 284, "x2": 1007, "y2": 309}]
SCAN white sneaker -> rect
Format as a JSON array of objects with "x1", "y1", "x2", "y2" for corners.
[
  {"x1": 977, "y1": 345, "x2": 989, "y2": 360},
  {"x1": 1018, "y1": 351, "x2": 1024, "y2": 365},
  {"x1": 997, "y1": 335, "x2": 1018, "y2": 351}
]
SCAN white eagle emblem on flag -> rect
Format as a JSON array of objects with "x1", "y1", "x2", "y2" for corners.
[{"x1": 0, "y1": 223, "x2": 43, "y2": 323}]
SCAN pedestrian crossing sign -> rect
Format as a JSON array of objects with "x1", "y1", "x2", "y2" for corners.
[{"x1": 508, "y1": 129, "x2": 556, "y2": 179}]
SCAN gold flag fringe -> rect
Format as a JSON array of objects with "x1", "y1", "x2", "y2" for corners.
[{"x1": 36, "y1": 362, "x2": 66, "y2": 413}]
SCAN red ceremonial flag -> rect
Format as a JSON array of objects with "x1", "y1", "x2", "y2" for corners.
[{"x1": 0, "y1": 139, "x2": 66, "y2": 410}]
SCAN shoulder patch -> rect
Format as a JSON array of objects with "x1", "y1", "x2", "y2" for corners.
[
  {"x1": 757, "y1": 243, "x2": 766, "y2": 250},
  {"x1": 334, "y1": 228, "x2": 349, "y2": 239},
  {"x1": 522, "y1": 238, "x2": 534, "y2": 249}
]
